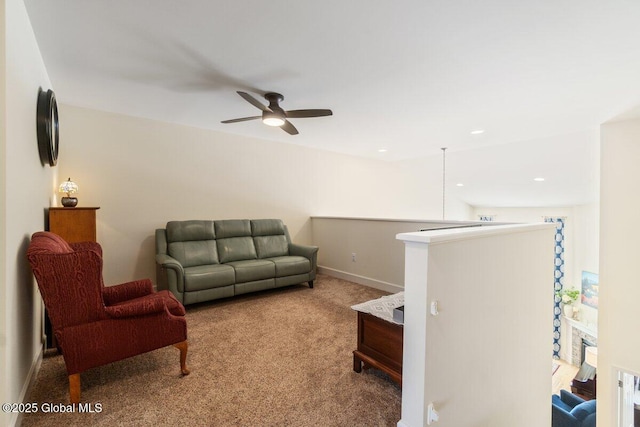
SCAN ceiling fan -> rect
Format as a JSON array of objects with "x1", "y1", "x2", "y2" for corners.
[{"x1": 221, "y1": 91, "x2": 332, "y2": 135}]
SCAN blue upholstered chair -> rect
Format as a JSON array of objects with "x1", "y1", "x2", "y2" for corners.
[{"x1": 552, "y1": 390, "x2": 596, "y2": 427}]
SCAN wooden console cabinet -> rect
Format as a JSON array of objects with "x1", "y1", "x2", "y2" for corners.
[
  {"x1": 48, "y1": 207, "x2": 99, "y2": 243},
  {"x1": 571, "y1": 376, "x2": 596, "y2": 401},
  {"x1": 353, "y1": 311, "x2": 403, "y2": 386}
]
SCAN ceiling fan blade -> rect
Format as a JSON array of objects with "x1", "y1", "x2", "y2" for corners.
[
  {"x1": 237, "y1": 91, "x2": 267, "y2": 111},
  {"x1": 221, "y1": 116, "x2": 261, "y2": 124},
  {"x1": 285, "y1": 109, "x2": 333, "y2": 118},
  {"x1": 281, "y1": 120, "x2": 299, "y2": 135}
]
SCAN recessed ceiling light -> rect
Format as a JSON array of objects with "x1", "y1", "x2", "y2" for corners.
[
  {"x1": 456, "y1": 183, "x2": 464, "y2": 187},
  {"x1": 470, "y1": 129, "x2": 485, "y2": 135},
  {"x1": 378, "y1": 149, "x2": 388, "y2": 153},
  {"x1": 534, "y1": 177, "x2": 545, "y2": 182}
]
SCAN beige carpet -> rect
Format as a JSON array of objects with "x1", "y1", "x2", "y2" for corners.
[{"x1": 22, "y1": 275, "x2": 401, "y2": 426}]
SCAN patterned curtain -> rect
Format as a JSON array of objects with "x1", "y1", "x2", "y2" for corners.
[{"x1": 545, "y1": 217, "x2": 565, "y2": 359}]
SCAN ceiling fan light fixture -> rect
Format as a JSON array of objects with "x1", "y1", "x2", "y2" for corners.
[
  {"x1": 263, "y1": 117, "x2": 285, "y2": 127},
  {"x1": 262, "y1": 110, "x2": 285, "y2": 127},
  {"x1": 223, "y1": 91, "x2": 331, "y2": 135}
]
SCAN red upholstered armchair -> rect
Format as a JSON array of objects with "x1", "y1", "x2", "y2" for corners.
[{"x1": 27, "y1": 231, "x2": 190, "y2": 403}]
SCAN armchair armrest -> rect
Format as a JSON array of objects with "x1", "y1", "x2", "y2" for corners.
[
  {"x1": 103, "y1": 279, "x2": 154, "y2": 306},
  {"x1": 104, "y1": 294, "x2": 167, "y2": 318}
]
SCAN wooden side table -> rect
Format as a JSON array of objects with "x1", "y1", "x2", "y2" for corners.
[{"x1": 48, "y1": 207, "x2": 100, "y2": 243}]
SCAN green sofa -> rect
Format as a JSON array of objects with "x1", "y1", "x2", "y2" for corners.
[{"x1": 155, "y1": 219, "x2": 318, "y2": 305}]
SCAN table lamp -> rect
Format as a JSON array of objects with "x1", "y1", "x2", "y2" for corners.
[{"x1": 59, "y1": 178, "x2": 79, "y2": 207}]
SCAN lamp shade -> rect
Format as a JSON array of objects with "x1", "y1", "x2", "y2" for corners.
[
  {"x1": 59, "y1": 178, "x2": 78, "y2": 195},
  {"x1": 585, "y1": 346, "x2": 598, "y2": 369},
  {"x1": 59, "y1": 178, "x2": 79, "y2": 207}
]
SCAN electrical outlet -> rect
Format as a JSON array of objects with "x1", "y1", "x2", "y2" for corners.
[
  {"x1": 427, "y1": 403, "x2": 439, "y2": 424},
  {"x1": 351, "y1": 253, "x2": 357, "y2": 262}
]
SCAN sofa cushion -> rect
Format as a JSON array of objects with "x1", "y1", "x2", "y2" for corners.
[
  {"x1": 570, "y1": 399, "x2": 597, "y2": 421},
  {"x1": 166, "y1": 220, "x2": 215, "y2": 242},
  {"x1": 552, "y1": 394, "x2": 573, "y2": 413},
  {"x1": 254, "y1": 235, "x2": 289, "y2": 258},
  {"x1": 267, "y1": 256, "x2": 311, "y2": 277},
  {"x1": 583, "y1": 413, "x2": 596, "y2": 427},
  {"x1": 217, "y1": 237, "x2": 258, "y2": 263},
  {"x1": 227, "y1": 259, "x2": 275, "y2": 283},
  {"x1": 251, "y1": 219, "x2": 286, "y2": 236},
  {"x1": 168, "y1": 240, "x2": 219, "y2": 267},
  {"x1": 215, "y1": 219, "x2": 252, "y2": 238},
  {"x1": 184, "y1": 264, "x2": 235, "y2": 291}
]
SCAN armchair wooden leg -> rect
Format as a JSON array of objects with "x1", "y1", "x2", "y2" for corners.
[
  {"x1": 173, "y1": 340, "x2": 190, "y2": 375},
  {"x1": 69, "y1": 374, "x2": 80, "y2": 404}
]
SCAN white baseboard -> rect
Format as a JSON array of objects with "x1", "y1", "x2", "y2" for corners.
[
  {"x1": 318, "y1": 266, "x2": 404, "y2": 294},
  {"x1": 11, "y1": 345, "x2": 44, "y2": 427}
]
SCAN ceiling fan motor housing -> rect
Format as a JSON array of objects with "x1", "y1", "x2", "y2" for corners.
[
  {"x1": 265, "y1": 92, "x2": 284, "y2": 105},
  {"x1": 263, "y1": 93, "x2": 286, "y2": 124},
  {"x1": 265, "y1": 93, "x2": 285, "y2": 113}
]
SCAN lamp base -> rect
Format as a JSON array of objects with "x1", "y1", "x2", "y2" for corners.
[{"x1": 61, "y1": 197, "x2": 78, "y2": 207}]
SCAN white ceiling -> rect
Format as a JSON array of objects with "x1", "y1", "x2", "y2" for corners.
[{"x1": 24, "y1": 0, "x2": 640, "y2": 207}]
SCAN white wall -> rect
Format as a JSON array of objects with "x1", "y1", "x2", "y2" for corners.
[
  {"x1": 379, "y1": 155, "x2": 474, "y2": 221},
  {"x1": 472, "y1": 205, "x2": 600, "y2": 289},
  {"x1": 311, "y1": 217, "x2": 481, "y2": 292},
  {"x1": 472, "y1": 205, "x2": 600, "y2": 329},
  {"x1": 2, "y1": 1, "x2": 55, "y2": 426},
  {"x1": 571, "y1": 203, "x2": 600, "y2": 326},
  {"x1": 599, "y1": 117, "x2": 640, "y2": 426},
  {"x1": 398, "y1": 224, "x2": 555, "y2": 426},
  {"x1": 0, "y1": 1, "x2": 7, "y2": 423},
  {"x1": 58, "y1": 105, "x2": 472, "y2": 286}
]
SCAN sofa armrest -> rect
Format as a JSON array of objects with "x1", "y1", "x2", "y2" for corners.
[
  {"x1": 560, "y1": 389, "x2": 586, "y2": 408},
  {"x1": 289, "y1": 243, "x2": 318, "y2": 269},
  {"x1": 155, "y1": 253, "x2": 185, "y2": 301},
  {"x1": 156, "y1": 254, "x2": 184, "y2": 271},
  {"x1": 104, "y1": 294, "x2": 167, "y2": 318},
  {"x1": 552, "y1": 402, "x2": 580, "y2": 427},
  {"x1": 103, "y1": 279, "x2": 154, "y2": 306},
  {"x1": 289, "y1": 243, "x2": 318, "y2": 259}
]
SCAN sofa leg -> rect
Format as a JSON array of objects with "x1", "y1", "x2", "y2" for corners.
[
  {"x1": 308, "y1": 280, "x2": 314, "y2": 288},
  {"x1": 174, "y1": 340, "x2": 190, "y2": 375},
  {"x1": 69, "y1": 373, "x2": 80, "y2": 404}
]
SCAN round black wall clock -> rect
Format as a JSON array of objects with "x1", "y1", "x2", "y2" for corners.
[{"x1": 36, "y1": 88, "x2": 59, "y2": 166}]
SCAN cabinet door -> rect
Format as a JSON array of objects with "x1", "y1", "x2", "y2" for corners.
[{"x1": 48, "y1": 207, "x2": 99, "y2": 243}]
